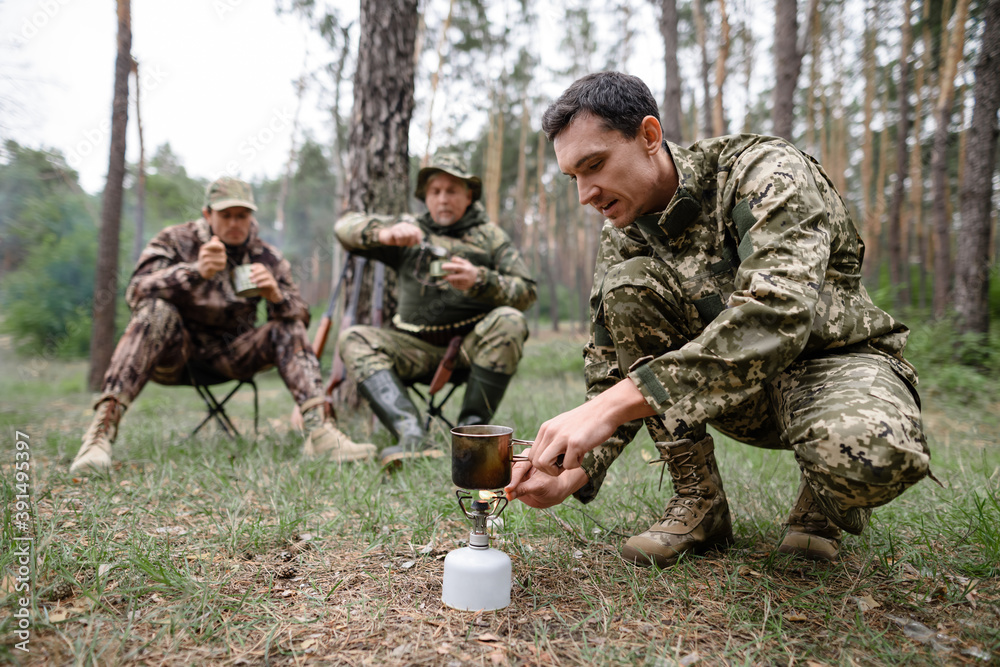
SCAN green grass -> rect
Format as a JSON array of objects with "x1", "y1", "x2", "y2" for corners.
[{"x1": 1, "y1": 328, "x2": 998, "y2": 666}]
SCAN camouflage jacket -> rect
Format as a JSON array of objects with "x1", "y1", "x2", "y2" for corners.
[
  {"x1": 335, "y1": 202, "x2": 536, "y2": 330},
  {"x1": 576, "y1": 134, "x2": 915, "y2": 503},
  {"x1": 125, "y1": 217, "x2": 310, "y2": 353}
]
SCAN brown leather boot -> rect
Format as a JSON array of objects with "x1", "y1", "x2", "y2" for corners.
[
  {"x1": 621, "y1": 435, "x2": 734, "y2": 567},
  {"x1": 777, "y1": 478, "x2": 842, "y2": 561},
  {"x1": 70, "y1": 396, "x2": 125, "y2": 474},
  {"x1": 300, "y1": 397, "x2": 376, "y2": 463}
]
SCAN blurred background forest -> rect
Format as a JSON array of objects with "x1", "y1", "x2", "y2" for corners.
[{"x1": 1, "y1": 0, "x2": 997, "y2": 379}]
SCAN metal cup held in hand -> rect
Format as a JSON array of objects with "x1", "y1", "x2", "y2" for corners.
[
  {"x1": 427, "y1": 245, "x2": 449, "y2": 278},
  {"x1": 232, "y1": 264, "x2": 261, "y2": 298}
]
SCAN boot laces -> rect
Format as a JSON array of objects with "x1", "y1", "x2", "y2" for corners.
[
  {"x1": 83, "y1": 399, "x2": 120, "y2": 450},
  {"x1": 654, "y1": 450, "x2": 702, "y2": 527}
]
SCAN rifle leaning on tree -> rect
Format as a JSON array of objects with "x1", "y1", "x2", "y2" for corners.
[
  {"x1": 310, "y1": 259, "x2": 353, "y2": 360},
  {"x1": 318, "y1": 255, "x2": 368, "y2": 416}
]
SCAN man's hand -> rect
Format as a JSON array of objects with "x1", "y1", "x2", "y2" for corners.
[
  {"x1": 504, "y1": 454, "x2": 589, "y2": 508},
  {"x1": 198, "y1": 235, "x2": 227, "y2": 279},
  {"x1": 528, "y1": 378, "x2": 656, "y2": 475},
  {"x1": 441, "y1": 256, "x2": 479, "y2": 291},
  {"x1": 249, "y1": 263, "x2": 283, "y2": 303},
  {"x1": 378, "y1": 220, "x2": 424, "y2": 247}
]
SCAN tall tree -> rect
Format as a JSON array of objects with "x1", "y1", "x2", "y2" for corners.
[
  {"x1": 130, "y1": 57, "x2": 146, "y2": 265},
  {"x1": 887, "y1": 0, "x2": 914, "y2": 307},
  {"x1": 772, "y1": 0, "x2": 819, "y2": 139},
  {"x1": 657, "y1": 0, "x2": 683, "y2": 142},
  {"x1": 341, "y1": 0, "x2": 418, "y2": 333},
  {"x1": 712, "y1": 0, "x2": 731, "y2": 136},
  {"x1": 955, "y1": 0, "x2": 1000, "y2": 336},
  {"x1": 88, "y1": 0, "x2": 131, "y2": 391},
  {"x1": 930, "y1": 0, "x2": 971, "y2": 317},
  {"x1": 692, "y1": 0, "x2": 712, "y2": 137}
]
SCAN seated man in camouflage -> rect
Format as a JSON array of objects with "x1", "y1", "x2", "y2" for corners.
[
  {"x1": 335, "y1": 154, "x2": 537, "y2": 467},
  {"x1": 70, "y1": 177, "x2": 375, "y2": 473},
  {"x1": 506, "y1": 72, "x2": 930, "y2": 564}
]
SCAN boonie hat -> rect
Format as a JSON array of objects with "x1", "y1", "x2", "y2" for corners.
[
  {"x1": 205, "y1": 176, "x2": 257, "y2": 211},
  {"x1": 415, "y1": 153, "x2": 482, "y2": 202}
]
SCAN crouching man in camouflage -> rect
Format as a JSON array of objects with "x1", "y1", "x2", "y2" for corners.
[
  {"x1": 70, "y1": 177, "x2": 375, "y2": 473},
  {"x1": 506, "y1": 72, "x2": 930, "y2": 564},
  {"x1": 335, "y1": 154, "x2": 536, "y2": 467}
]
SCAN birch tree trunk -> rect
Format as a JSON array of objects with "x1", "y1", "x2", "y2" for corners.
[
  {"x1": 88, "y1": 0, "x2": 131, "y2": 391},
  {"x1": 955, "y1": 0, "x2": 1000, "y2": 336}
]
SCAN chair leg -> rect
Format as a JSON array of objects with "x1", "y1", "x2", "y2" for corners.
[{"x1": 188, "y1": 382, "x2": 242, "y2": 440}]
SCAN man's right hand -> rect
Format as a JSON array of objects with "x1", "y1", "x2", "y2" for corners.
[
  {"x1": 504, "y1": 453, "x2": 590, "y2": 509},
  {"x1": 198, "y1": 235, "x2": 227, "y2": 279},
  {"x1": 378, "y1": 220, "x2": 424, "y2": 247}
]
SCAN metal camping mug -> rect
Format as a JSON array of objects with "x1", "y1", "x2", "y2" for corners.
[
  {"x1": 232, "y1": 264, "x2": 261, "y2": 298},
  {"x1": 450, "y1": 425, "x2": 533, "y2": 490}
]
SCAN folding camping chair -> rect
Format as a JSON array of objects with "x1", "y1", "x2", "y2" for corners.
[{"x1": 179, "y1": 360, "x2": 259, "y2": 440}]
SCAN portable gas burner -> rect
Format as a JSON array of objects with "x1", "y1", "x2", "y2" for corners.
[{"x1": 441, "y1": 489, "x2": 512, "y2": 611}]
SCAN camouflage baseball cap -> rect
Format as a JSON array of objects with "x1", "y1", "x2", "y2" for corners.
[
  {"x1": 204, "y1": 176, "x2": 257, "y2": 211},
  {"x1": 415, "y1": 153, "x2": 482, "y2": 202}
]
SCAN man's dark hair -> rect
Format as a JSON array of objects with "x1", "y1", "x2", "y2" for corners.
[{"x1": 541, "y1": 71, "x2": 660, "y2": 141}]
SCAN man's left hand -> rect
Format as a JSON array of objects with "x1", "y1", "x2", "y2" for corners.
[
  {"x1": 442, "y1": 256, "x2": 480, "y2": 290},
  {"x1": 249, "y1": 263, "x2": 283, "y2": 303}
]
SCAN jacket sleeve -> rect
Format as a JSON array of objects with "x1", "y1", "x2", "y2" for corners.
[
  {"x1": 627, "y1": 143, "x2": 831, "y2": 439},
  {"x1": 125, "y1": 231, "x2": 206, "y2": 308},
  {"x1": 334, "y1": 211, "x2": 406, "y2": 266},
  {"x1": 467, "y1": 233, "x2": 537, "y2": 312}
]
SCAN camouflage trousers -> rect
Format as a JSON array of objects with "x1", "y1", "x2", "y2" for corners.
[
  {"x1": 99, "y1": 298, "x2": 323, "y2": 407},
  {"x1": 338, "y1": 306, "x2": 529, "y2": 383},
  {"x1": 602, "y1": 257, "x2": 930, "y2": 514}
]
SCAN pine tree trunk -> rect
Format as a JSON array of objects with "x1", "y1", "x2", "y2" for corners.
[
  {"x1": 910, "y1": 0, "x2": 933, "y2": 309},
  {"x1": 658, "y1": 0, "x2": 683, "y2": 143},
  {"x1": 860, "y1": 1, "x2": 878, "y2": 247},
  {"x1": 88, "y1": 0, "x2": 131, "y2": 391},
  {"x1": 931, "y1": 0, "x2": 970, "y2": 318},
  {"x1": 692, "y1": 0, "x2": 712, "y2": 137},
  {"x1": 712, "y1": 0, "x2": 730, "y2": 136},
  {"x1": 955, "y1": 0, "x2": 1000, "y2": 336},
  {"x1": 887, "y1": 0, "x2": 913, "y2": 308},
  {"x1": 130, "y1": 57, "x2": 145, "y2": 265},
  {"x1": 772, "y1": 0, "x2": 799, "y2": 139},
  {"x1": 338, "y1": 0, "x2": 418, "y2": 402},
  {"x1": 513, "y1": 97, "x2": 529, "y2": 249}
]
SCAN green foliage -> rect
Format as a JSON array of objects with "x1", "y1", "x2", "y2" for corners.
[
  {"x1": 1, "y1": 222, "x2": 98, "y2": 356},
  {"x1": 902, "y1": 318, "x2": 1000, "y2": 412}
]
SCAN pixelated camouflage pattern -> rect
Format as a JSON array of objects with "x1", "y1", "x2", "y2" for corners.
[
  {"x1": 339, "y1": 306, "x2": 529, "y2": 383},
  {"x1": 335, "y1": 202, "x2": 536, "y2": 330},
  {"x1": 574, "y1": 134, "x2": 928, "y2": 505},
  {"x1": 98, "y1": 217, "x2": 324, "y2": 407},
  {"x1": 414, "y1": 152, "x2": 483, "y2": 202}
]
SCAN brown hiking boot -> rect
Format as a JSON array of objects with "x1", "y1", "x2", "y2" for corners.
[
  {"x1": 621, "y1": 436, "x2": 734, "y2": 568},
  {"x1": 300, "y1": 397, "x2": 375, "y2": 463},
  {"x1": 70, "y1": 397, "x2": 125, "y2": 474},
  {"x1": 777, "y1": 478, "x2": 842, "y2": 561}
]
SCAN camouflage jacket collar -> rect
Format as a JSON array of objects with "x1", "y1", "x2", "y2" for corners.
[
  {"x1": 630, "y1": 140, "x2": 713, "y2": 247},
  {"x1": 418, "y1": 201, "x2": 489, "y2": 237},
  {"x1": 194, "y1": 216, "x2": 265, "y2": 262}
]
